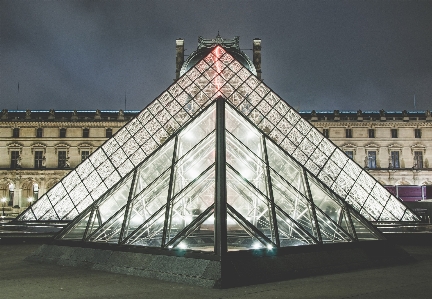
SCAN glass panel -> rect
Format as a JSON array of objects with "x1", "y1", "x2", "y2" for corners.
[
  {"x1": 275, "y1": 212, "x2": 316, "y2": 246},
  {"x1": 349, "y1": 211, "x2": 380, "y2": 240},
  {"x1": 315, "y1": 208, "x2": 352, "y2": 243},
  {"x1": 126, "y1": 206, "x2": 166, "y2": 247},
  {"x1": 172, "y1": 133, "x2": 215, "y2": 195},
  {"x1": 167, "y1": 167, "x2": 215, "y2": 243},
  {"x1": 88, "y1": 208, "x2": 126, "y2": 244},
  {"x1": 266, "y1": 140, "x2": 306, "y2": 194},
  {"x1": 226, "y1": 133, "x2": 267, "y2": 195},
  {"x1": 226, "y1": 168, "x2": 273, "y2": 242},
  {"x1": 62, "y1": 212, "x2": 91, "y2": 240},
  {"x1": 175, "y1": 212, "x2": 214, "y2": 252},
  {"x1": 133, "y1": 139, "x2": 174, "y2": 196},
  {"x1": 123, "y1": 170, "x2": 170, "y2": 239},
  {"x1": 98, "y1": 174, "x2": 133, "y2": 223},
  {"x1": 271, "y1": 170, "x2": 318, "y2": 239},
  {"x1": 226, "y1": 214, "x2": 263, "y2": 251},
  {"x1": 177, "y1": 103, "x2": 216, "y2": 156},
  {"x1": 225, "y1": 104, "x2": 262, "y2": 157}
]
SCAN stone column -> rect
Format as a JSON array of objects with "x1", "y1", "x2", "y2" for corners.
[
  {"x1": 253, "y1": 38, "x2": 262, "y2": 80},
  {"x1": 175, "y1": 39, "x2": 184, "y2": 80}
]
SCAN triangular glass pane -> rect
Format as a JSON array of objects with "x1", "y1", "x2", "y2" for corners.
[
  {"x1": 266, "y1": 140, "x2": 307, "y2": 194},
  {"x1": 86, "y1": 209, "x2": 101, "y2": 236},
  {"x1": 88, "y1": 208, "x2": 126, "y2": 244},
  {"x1": 171, "y1": 132, "x2": 216, "y2": 196},
  {"x1": 307, "y1": 174, "x2": 355, "y2": 238},
  {"x1": 225, "y1": 104, "x2": 263, "y2": 157},
  {"x1": 176, "y1": 212, "x2": 214, "y2": 252},
  {"x1": 133, "y1": 138, "x2": 174, "y2": 196},
  {"x1": 226, "y1": 167, "x2": 274, "y2": 243},
  {"x1": 167, "y1": 166, "x2": 215, "y2": 243},
  {"x1": 270, "y1": 169, "x2": 319, "y2": 239},
  {"x1": 125, "y1": 205, "x2": 166, "y2": 247},
  {"x1": 123, "y1": 169, "x2": 170, "y2": 238},
  {"x1": 98, "y1": 174, "x2": 133, "y2": 223},
  {"x1": 226, "y1": 132, "x2": 267, "y2": 196},
  {"x1": 315, "y1": 207, "x2": 352, "y2": 243},
  {"x1": 275, "y1": 211, "x2": 317, "y2": 247},
  {"x1": 61, "y1": 211, "x2": 91, "y2": 240},
  {"x1": 227, "y1": 214, "x2": 264, "y2": 251},
  {"x1": 349, "y1": 209, "x2": 381, "y2": 241}
]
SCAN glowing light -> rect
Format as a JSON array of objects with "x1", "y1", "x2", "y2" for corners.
[
  {"x1": 1, "y1": 198, "x2": 7, "y2": 203},
  {"x1": 27, "y1": 197, "x2": 34, "y2": 203},
  {"x1": 177, "y1": 242, "x2": 188, "y2": 249},
  {"x1": 267, "y1": 244, "x2": 273, "y2": 250},
  {"x1": 252, "y1": 242, "x2": 262, "y2": 249}
]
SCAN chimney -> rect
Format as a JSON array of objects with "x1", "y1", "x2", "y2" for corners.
[
  {"x1": 175, "y1": 39, "x2": 184, "y2": 80},
  {"x1": 253, "y1": 38, "x2": 262, "y2": 80}
]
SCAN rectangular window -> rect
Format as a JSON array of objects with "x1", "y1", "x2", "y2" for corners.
[
  {"x1": 60, "y1": 128, "x2": 67, "y2": 138},
  {"x1": 345, "y1": 128, "x2": 352, "y2": 138},
  {"x1": 10, "y1": 151, "x2": 20, "y2": 169},
  {"x1": 391, "y1": 128, "x2": 398, "y2": 138},
  {"x1": 414, "y1": 151, "x2": 423, "y2": 169},
  {"x1": 83, "y1": 128, "x2": 89, "y2": 138},
  {"x1": 367, "y1": 151, "x2": 377, "y2": 169},
  {"x1": 390, "y1": 151, "x2": 400, "y2": 168},
  {"x1": 81, "y1": 150, "x2": 90, "y2": 162},
  {"x1": 323, "y1": 129, "x2": 329, "y2": 138},
  {"x1": 13, "y1": 128, "x2": 20, "y2": 138},
  {"x1": 415, "y1": 128, "x2": 421, "y2": 138},
  {"x1": 36, "y1": 128, "x2": 43, "y2": 138},
  {"x1": 34, "y1": 151, "x2": 43, "y2": 169},
  {"x1": 106, "y1": 128, "x2": 113, "y2": 138},
  {"x1": 345, "y1": 151, "x2": 354, "y2": 160},
  {"x1": 58, "y1": 151, "x2": 67, "y2": 168},
  {"x1": 368, "y1": 128, "x2": 375, "y2": 138}
]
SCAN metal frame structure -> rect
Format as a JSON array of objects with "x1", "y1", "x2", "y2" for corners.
[{"x1": 16, "y1": 42, "x2": 419, "y2": 230}]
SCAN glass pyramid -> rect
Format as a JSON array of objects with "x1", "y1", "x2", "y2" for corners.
[
  {"x1": 56, "y1": 99, "x2": 385, "y2": 252},
  {"x1": 17, "y1": 44, "x2": 419, "y2": 228}
]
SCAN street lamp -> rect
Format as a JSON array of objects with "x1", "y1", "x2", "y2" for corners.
[{"x1": 1, "y1": 198, "x2": 7, "y2": 217}]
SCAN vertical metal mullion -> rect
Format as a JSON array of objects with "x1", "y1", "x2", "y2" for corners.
[
  {"x1": 262, "y1": 137, "x2": 280, "y2": 247},
  {"x1": 161, "y1": 135, "x2": 179, "y2": 247},
  {"x1": 215, "y1": 98, "x2": 227, "y2": 258},
  {"x1": 343, "y1": 203, "x2": 358, "y2": 241},
  {"x1": 118, "y1": 170, "x2": 138, "y2": 243},
  {"x1": 303, "y1": 169, "x2": 323, "y2": 244}
]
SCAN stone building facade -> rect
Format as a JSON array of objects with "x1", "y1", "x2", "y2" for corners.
[{"x1": 1, "y1": 108, "x2": 431, "y2": 211}]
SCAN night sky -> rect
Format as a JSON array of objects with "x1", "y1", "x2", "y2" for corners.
[{"x1": 1, "y1": 0, "x2": 431, "y2": 112}]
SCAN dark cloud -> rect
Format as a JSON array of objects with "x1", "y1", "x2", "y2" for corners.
[{"x1": 1, "y1": 0, "x2": 431, "y2": 111}]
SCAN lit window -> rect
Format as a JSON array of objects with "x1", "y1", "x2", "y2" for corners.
[
  {"x1": 81, "y1": 150, "x2": 90, "y2": 162},
  {"x1": 391, "y1": 128, "x2": 398, "y2": 138},
  {"x1": 60, "y1": 128, "x2": 67, "y2": 138},
  {"x1": 323, "y1": 129, "x2": 329, "y2": 138},
  {"x1": 58, "y1": 151, "x2": 67, "y2": 168},
  {"x1": 106, "y1": 128, "x2": 113, "y2": 138},
  {"x1": 345, "y1": 128, "x2": 352, "y2": 138},
  {"x1": 390, "y1": 151, "x2": 400, "y2": 168},
  {"x1": 345, "y1": 151, "x2": 354, "y2": 160},
  {"x1": 83, "y1": 128, "x2": 90, "y2": 138},
  {"x1": 34, "y1": 151, "x2": 44, "y2": 169},
  {"x1": 36, "y1": 128, "x2": 43, "y2": 138},
  {"x1": 13, "y1": 128, "x2": 20, "y2": 138},
  {"x1": 368, "y1": 128, "x2": 375, "y2": 138},
  {"x1": 414, "y1": 151, "x2": 423, "y2": 169},
  {"x1": 367, "y1": 151, "x2": 377, "y2": 169},
  {"x1": 415, "y1": 129, "x2": 421, "y2": 138}
]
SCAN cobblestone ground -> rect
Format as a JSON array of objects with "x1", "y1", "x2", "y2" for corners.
[{"x1": 0, "y1": 243, "x2": 431, "y2": 298}]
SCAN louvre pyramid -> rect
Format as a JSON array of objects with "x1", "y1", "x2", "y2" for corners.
[
  {"x1": 56, "y1": 100, "x2": 384, "y2": 250},
  {"x1": 17, "y1": 44, "x2": 419, "y2": 227}
]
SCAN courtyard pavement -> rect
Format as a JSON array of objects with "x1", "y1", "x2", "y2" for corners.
[{"x1": 0, "y1": 242, "x2": 431, "y2": 298}]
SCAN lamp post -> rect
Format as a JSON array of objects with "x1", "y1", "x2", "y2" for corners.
[
  {"x1": 1, "y1": 198, "x2": 6, "y2": 217},
  {"x1": 28, "y1": 197, "x2": 34, "y2": 207}
]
